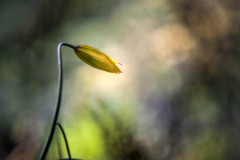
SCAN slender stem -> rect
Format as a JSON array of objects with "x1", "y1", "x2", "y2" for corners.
[
  {"x1": 56, "y1": 127, "x2": 63, "y2": 158},
  {"x1": 39, "y1": 42, "x2": 77, "y2": 160},
  {"x1": 57, "y1": 123, "x2": 72, "y2": 159}
]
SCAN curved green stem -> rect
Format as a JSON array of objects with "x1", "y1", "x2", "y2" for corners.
[
  {"x1": 39, "y1": 42, "x2": 77, "y2": 160},
  {"x1": 57, "y1": 123, "x2": 72, "y2": 159}
]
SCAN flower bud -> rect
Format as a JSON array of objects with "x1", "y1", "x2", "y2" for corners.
[{"x1": 74, "y1": 45, "x2": 122, "y2": 73}]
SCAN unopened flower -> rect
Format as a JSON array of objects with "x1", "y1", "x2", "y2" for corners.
[{"x1": 74, "y1": 45, "x2": 122, "y2": 73}]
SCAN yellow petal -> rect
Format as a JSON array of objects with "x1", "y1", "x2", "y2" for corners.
[{"x1": 74, "y1": 45, "x2": 122, "y2": 73}]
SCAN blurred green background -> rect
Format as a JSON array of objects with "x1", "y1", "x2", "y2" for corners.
[{"x1": 1, "y1": 0, "x2": 240, "y2": 159}]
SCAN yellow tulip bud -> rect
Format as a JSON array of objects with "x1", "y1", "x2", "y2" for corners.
[{"x1": 74, "y1": 45, "x2": 122, "y2": 73}]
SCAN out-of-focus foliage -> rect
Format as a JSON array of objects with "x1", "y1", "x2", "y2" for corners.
[{"x1": 1, "y1": 0, "x2": 240, "y2": 159}]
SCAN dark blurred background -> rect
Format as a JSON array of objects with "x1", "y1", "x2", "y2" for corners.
[{"x1": 1, "y1": 0, "x2": 240, "y2": 159}]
